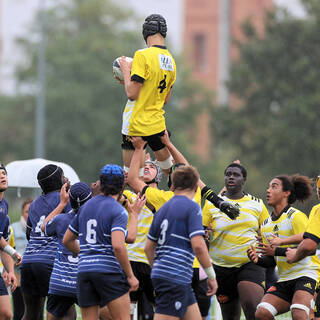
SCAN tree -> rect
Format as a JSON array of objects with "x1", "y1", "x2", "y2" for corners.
[{"x1": 214, "y1": 1, "x2": 320, "y2": 188}]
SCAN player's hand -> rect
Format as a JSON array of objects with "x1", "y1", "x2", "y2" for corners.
[
  {"x1": 127, "y1": 275, "x2": 139, "y2": 292},
  {"x1": 131, "y1": 136, "x2": 146, "y2": 150},
  {"x1": 286, "y1": 248, "x2": 297, "y2": 264},
  {"x1": 256, "y1": 242, "x2": 275, "y2": 256},
  {"x1": 219, "y1": 201, "x2": 240, "y2": 220},
  {"x1": 118, "y1": 56, "x2": 132, "y2": 74},
  {"x1": 91, "y1": 180, "x2": 101, "y2": 197},
  {"x1": 128, "y1": 193, "x2": 146, "y2": 217},
  {"x1": 247, "y1": 245, "x2": 259, "y2": 264},
  {"x1": 160, "y1": 130, "x2": 171, "y2": 146},
  {"x1": 267, "y1": 234, "x2": 282, "y2": 247},
  {"x1": 5, "y1": 271, "x2": 17, "y2": 292},
  {"x1": 207, "y1": 278, "x2": 218, "y2": 296},
  {"x1": 13, "y1": 252, "x2": 22, "y2": 266},
  {"x1": 60, "y1": 183, "x2": 70, "y2": 206}
]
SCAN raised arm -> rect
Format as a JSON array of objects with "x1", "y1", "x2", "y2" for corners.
[
  {"x1": 128, "y1": 137, "x2": 148, "y2": 194},
  {"x1": 41, "y1": 183, "x2": 69, "y2": 232}
]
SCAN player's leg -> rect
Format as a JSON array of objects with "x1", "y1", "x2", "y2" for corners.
[
  {"x1": 99, "y1": 305, "x2": 113, "y2": 320},
  {"x1": 107, "y1": 292, "x2": 131, "y2": 320},
  {"x1": 12, "y1": 285, "x2": 25, "y2": 320},
  {"x1": 154, "y1": 314, "x2": 179, "y2": 320},
  {"x1": 290, "y1": 277, "x2": 317, "y2": 320},
  {"x1": 238, "y1": 281, "x2": 265, "y2": 319},
  {"x1": 143, "y1": 132, "x2": 173, "y2": 175},
  {"x1": 81, "y1": 306, "x2": 99, "y2": 320},
  {"x1": 182, "y1": 302, "x2": 202, "y2": 320},
  {"x1": 21, "y1": 292, "x2": 45, "y2": 320},
  {"x1": 0, "y1": 294, "x2": 12, "y2": 320},
  {"x1": 46, "y1": 294, "x2": 77, "y2": 320}
]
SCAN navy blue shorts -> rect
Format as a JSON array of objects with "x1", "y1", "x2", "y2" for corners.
[
  {"x1": 47, "y1": 294, "x2": 77, "y2": 317},
  {"x1": 77, "y1": 272, "x2": 130, "y2": 308},
  {"x1": 0, "y1": 275, "x2": 8, "y2": 296},
  {"x1": 152, "y1": 278, "x2": 196, "y2": 318},
  {"x1": 21, "y1": 262, "x2": 53, "y2": 297}
]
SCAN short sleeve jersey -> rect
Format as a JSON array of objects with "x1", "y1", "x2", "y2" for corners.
[
  {"x1": 148, "y1": 195, "x2": 205, "y2": 285},
  {"x1": 304, "y1": 204, "x2": 320, "y2": 244},
  {"x1": 261, "y1": 206, "x2": 320, "y2": 282},
  {"x1": 22, "y1": 192, "x2": 71, "y2": 265},
  {"x1": 145, "y1": 186, "x2": 203, "y2": 268},
  {"x1": 122, "y1": 45, "x2": 176, "y2": 136},
  {"x1": 69, "y1": 194, "x2": 128, "y2": 274},
  {"x1": 123, "y1": 190, "x2": 153, "y2": 264},
  {"x1": 45, "y1": 210, "x2": 78, "y2": 297},
  {"x1": 0, "y1": 198, "x2": 10, "y2": 241},
  {"x1": 203, "y1": 194, "x2": 269, "y2": 268}
]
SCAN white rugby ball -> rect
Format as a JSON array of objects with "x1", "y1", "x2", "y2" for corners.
[{"x1": 112, "y1": 56, "x2": 133, "y2": 81}]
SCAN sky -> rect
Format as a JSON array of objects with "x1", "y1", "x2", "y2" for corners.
[{"x1": 0, "y1": 0, "x2": 305, "y2": 94}]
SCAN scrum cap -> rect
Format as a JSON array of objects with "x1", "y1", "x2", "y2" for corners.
[
  {"x1": 69, "y1": 182, "x2": 92, "y2": 210},
  {"x1": 100, "y1": 164, "x2": 124, "y2": 190},
  {"x1": 142, "y1": 14, "x2": 167, "y2": 42},
  {"x1": 37, "y1": 164, "x2": 63, "y2": 194},
  {"x1": 145, "y1": 160, "x2": 163, "y2": 185}
]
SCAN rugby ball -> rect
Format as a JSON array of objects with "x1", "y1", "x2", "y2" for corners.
[{"x1": 112, "y1": 56, "x2": 133, "y2": 81}]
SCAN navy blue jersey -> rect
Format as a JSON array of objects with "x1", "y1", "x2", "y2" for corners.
[
  {"x1": 45, "y1": 210, "x2": 78, "y2": 297},
  {"x1": 23, "y1": 192, "x2": 71, "y2": 265},
  {"x1": 148, "y1": 195, "x2": 205, "y2": 285},
  {"x1": 69, "y1": 194, "x2": 128, "y2": 274},
  {"x1": 0, "y1": 198, "x2": 9, "y2": 241}
]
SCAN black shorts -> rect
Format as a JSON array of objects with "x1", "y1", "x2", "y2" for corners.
[
  {"x1": 21, "y1": 262, "x2": 53, "y2": 297},
  {"x1": 129, "y1": 261, "x2": 155, "y2": 304},
  {"x1": 152, "y1": 278, "x2": 196, "y2": 318},
  {"x1": 122, "y1": 130, "x2": 166, "y2": 152},
  {"x1": 192, "y1": 268, "x2": 211, "y2": 317},
  {"x1": 214, "y1": 262, "x2": 266, "y2": 304},
  {"x1": 77, "y1": 272, "x2": 130, "y2": 308},
  {"x1": 47, "y1": 294, "x2": 77, "y2": 317},
  {"x1": 266, "y1": 276, "x2": 316, "y2": 303},
  {"x1": 315, "y1": 289, "x2": 320, "y2": 317},
  {"x1": 0, "y1": 275, "x2": 8, "y2": 296}
]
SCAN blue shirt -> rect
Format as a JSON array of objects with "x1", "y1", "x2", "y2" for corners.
[
  {"x1": 22, "y1": 192, "x2": 71, "y2": 265},
  {"x1": 69, "y1": 194, "x2": 128, "y2": 274},
  {"x1": 148, "y1": 195, "x2": 205, "y2": 285},
  {"x1": 0, "y1": 198, "x2": 10, "y2": 241},
  {"x1": 45, "y1": 210, "x2": 78, "y2": 297}
]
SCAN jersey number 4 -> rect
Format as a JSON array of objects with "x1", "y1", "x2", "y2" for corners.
[{"x1": 158, "y1": 75, "x2": 167, "y2": 93}]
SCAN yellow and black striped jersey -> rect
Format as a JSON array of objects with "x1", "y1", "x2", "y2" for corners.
[
  {"x1": 124, "y1": 190, "x2": 153, "y2": 264},
  {"x1": 304, "y1": 204, "x2": 320, "y2": 243},
  {"x1": 261, "y1": 206, "x2": 320, "y2": 282},
  {"x1": 203, "y1": 194, "x2": 269, "y2": 268},
  {"x1": 122, "y1": 45, "x2": 176, "y2": 136}
]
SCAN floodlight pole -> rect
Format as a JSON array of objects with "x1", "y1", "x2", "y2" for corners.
[
  {"x1": 217, "y1": 0, "x2": 230, "y2": 106},
  {"x1": 35, "y1": 0, "x2": 46, "y2": 158}
]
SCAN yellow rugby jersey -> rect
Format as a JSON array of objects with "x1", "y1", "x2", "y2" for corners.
[
  {"x1": 261, "y1": 206, "x2": 320, "y2": 282},
  {"x1": 304, "y1": 204, "x2": 320, "y2": 243},
  {"x1": 145, "y1": 186, "x2": 202, "y2": 268},
  {"x1": 124, "y1": 190, "x2": 154, "y2": 264},
  {"x1": 0, "y1": 225, "x2": 15, "y2": 271},
  {"x1": 122, "y1": 45, "x2": 176, "y2": 136},
  {"x1": 203, "y1": 194, "x2": 269, "y2": 268}
]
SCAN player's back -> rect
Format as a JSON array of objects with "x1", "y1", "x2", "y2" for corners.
[
  {"x1": 23, "y1": 192, "x2": 71, "y2": 265},
  {"x1": 75, "y1": 194, "x2": 128, "y2": 274},
  {"x1": 148, "y1": 195, "x2": 204, "y2": 285}
]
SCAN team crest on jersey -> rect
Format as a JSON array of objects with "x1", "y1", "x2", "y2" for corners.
[
  {"x1": 159, "y1": 54, "x2": 174, "y2": 71},
  {"x1": 175, "y1": 301, "x2": 182, "y2": 310}
]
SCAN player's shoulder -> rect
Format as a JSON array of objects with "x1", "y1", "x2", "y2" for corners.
[
  {"x1": 286, "y1": 206, "x2": 305, "y2": 219},
  {"x1": 245, "y1": 193, "x2": 264, "y2": 204}
]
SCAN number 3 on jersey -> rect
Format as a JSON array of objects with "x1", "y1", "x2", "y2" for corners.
[
  {"x1": 158, "y1": 219, "x2": 168, "y2": 245},
  {"x1": 86, "y1": 219, "x2": 97, "y2": 244}
]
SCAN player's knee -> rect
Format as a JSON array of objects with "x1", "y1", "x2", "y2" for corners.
[
  {"x1": 290, "y1": 303, "x2": 309, "y2": 320},
  {"x1": 256, "y1": 302, "x2": 277, "y2": 320}
]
